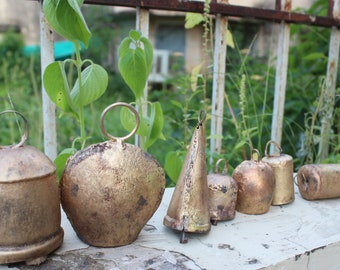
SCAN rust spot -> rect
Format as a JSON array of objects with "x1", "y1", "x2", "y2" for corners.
[
  {"x1": 329, "y1": 60, "x2": 335, "y2": 72},
  {"x1": 284, "y1": 0, "x2": 292, "y2": 11},
  {"x1": 136, "y1": 195, "x2": 147, "y2": 212},
  {"x1": 71, "y1": 184, "x2": 79, "y2": 196}
]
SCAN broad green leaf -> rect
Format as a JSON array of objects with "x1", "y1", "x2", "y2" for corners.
[
  {"x1": 118, "y1": 47, "x2": 147, "y2": 100},
  {"x1": 54, "y1": 147, "x2": 77, "y2": 181},
  {"x1": 118, "y1": 37, "x2": 132, "y2": 57},
  {"x1": 43, "y1": 61, "x2": 74, "y2": 113},
  {"x1": 140, "y1": 36, "x2": 154, "y2": 74},
  {"x1": 144, "y1": 102, "x2": 165, "y2": 149},
  {"x1": 71, "y1": 63, "x2": 108, "y2": 107},
  {"x1": 164, "y1": 151, "x2": 184, "y2": 183},
  {"x1": 226, "y1": 29, "x2": 235, "y2": 49},
  {"x1": 43, "y1": 0, "x2": 91, "y2": 47},
  {"x1": 185, "y1": 13, "x2": 204, "y2": 29},
  {"x1": 120, "y1": 106, "x2": 148, "y2": 137}
]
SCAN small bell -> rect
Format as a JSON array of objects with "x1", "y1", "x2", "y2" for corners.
[
  {"x1": 163, "y1": 111, "x2": 211, "y2": 243},
  {"x1": 232, "y1": 149, "x2": 275, "y2": 215},
  {"x1": 262, "y1": 141, "x2": 294, "y2": 205},
  {"x1": 208, "y1": 159, "x2": 238, "y2": 225}
]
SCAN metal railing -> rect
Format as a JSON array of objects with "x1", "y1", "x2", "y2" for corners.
[{"x1": 38, "y1": 0, "x2": 340, "y2": 161}]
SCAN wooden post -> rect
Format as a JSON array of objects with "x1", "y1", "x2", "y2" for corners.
[
  {"x1": 135, "y1": 7, "x2": 150, "y2": 147},
  {"x1": 318, "y1": 0, "x2": 340, "y2": 161},
  {"x1": 40, "y1": 0, "x2": 57, "y2": 160},
  {"x1": 210, "y1": 0, "x2": 228, "y2": 163},
  {"x1": 270, "y1": 0, "x2": 291, "y2": 154}
]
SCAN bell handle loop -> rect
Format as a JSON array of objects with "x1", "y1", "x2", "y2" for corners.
[
  {"x1": 100, "y1": 102, "x2": 140, "y2": 142},
  {"x1": 264, "y1": 140, "x2": 282, "y2": 157},
  {"x1": 215, "y1": 158, "x2": 228, "y2": 174},
  {"x1": 251, "y1": 149, "x2": 261, "y2": 162},
  {"x1": 198, "y1": 110, "x2": 206, "y2": 125},
  {"x1": 0, "y1": 110, "x2": 28, "y2": 149},
  {"x1": 294, "y1": 174, "x2": 299, "y2": 187}
]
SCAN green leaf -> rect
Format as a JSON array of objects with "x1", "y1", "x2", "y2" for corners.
[
  {"x1": 129, "y1": 29, "x2": 141, "y2": 41},
  {"x1": 118, "y1": 46, "x2": 147, "y2": 100},
  {"x1": 226, "y1": 29, "x2": 235, "y2": 49},
  {"x1": 71, "y1": 63, "x2": 108, "y2": 108},
  {"x1": 144, "y1": 102, "x2": 165, "y2": 149},
  {"x1": 43, "y1": 61, "x2": 74, "y2": 113},
  {"x1": 140, "y1": 36, "x2": 154, "y2": 74},
  {"x1": 164, "y1": 151, "x2": 184, "y2": 183},
  {"x1": 43, "y1": 0, "x2": 91, "y2": 47},
  {"x1": 190, "y1": 63, "x2": 203, "y2": 92},
  {"x1": 118, "y1": 30, "x2": 154, "y2": 101},
  {"x1": 303, "y1": 52, "x2": 326, "y2": 61},
  {"x1": 185, "y1": 13, "x2": 204, "y2": 29},
  {"x1": 54, "y1": 147, "x2": 77, "y2": 182},
  {"x1": 120, "y1": 106, "x2": 148, "y2": 137}
]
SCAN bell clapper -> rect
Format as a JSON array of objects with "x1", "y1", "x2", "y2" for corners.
[
  {"x1": 211, "y1": 219, "x2": 218, "y2": 226},
  {"x1": 180, "y1": 230, "x2": 188, "y2": 244}
]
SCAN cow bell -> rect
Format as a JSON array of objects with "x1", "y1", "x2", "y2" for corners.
[
  {"x1": 232, "y1": 149, "x2": 275, "y2": 215},
  {"x1": 61, "y1": 103, "x2": 165, "y2": 247},
  {"x1": 208, "y1": 159, "x2": 238, "y2": 225},
  {"x1": 0, "y1": 110, "x2": 63, "y2": 265},
  {"x1": 297, "y1": 164, "x2": 340, "y2": 200},
  {"x1": 262, "y1": 141, "x2": 294, "y2": 205},
  {"x1": 163, "y1": 111, "x2": 211, "y2": 243}
]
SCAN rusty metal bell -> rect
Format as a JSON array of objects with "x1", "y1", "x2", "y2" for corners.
[
  {"x1": 163, "y1": 111, "x2": 211, "y2": 243},
  {"x1": 232, "y1": 149, "x2": 275, "y2": 215},
  {"x1": 262, "y1": 141, "x2": 294, "y2": 205},
  {"x1": 0, "y1": 110, "x2": 63, "y2": 265},
  {"x1": 297, "y1": 164, "x2": 340, "y2": 200},
  {"x1": 61, "y1": 102, "x2": 165, "y2": 247},
  {"x1": 208, "y1": 159, "x2": 238, "y2": 225}
]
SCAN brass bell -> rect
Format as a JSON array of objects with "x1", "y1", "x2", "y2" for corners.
[
  {"x1": 163, "y1": 111, "x2": 211, "y2": 243},
  {"x1": 208, "y1": 159, "x2": 238, "y2": 225},
  {"x1": 0, "y1": 110, "x2": 63, "y2": 265},
  {"x1": 262, "y1": 141, "x2": 294, "y2": 205},
  {"x1": 297, "y1": 164, "x2": 340, "y2": 200},
  {"x1": 232, "y1": 149, "x2": 275, "y2": 215},
  {"x1": 61, "y1": 102, "x2": 165, "y2": 247}
]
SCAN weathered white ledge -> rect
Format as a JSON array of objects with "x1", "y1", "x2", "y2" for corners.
[{"x1": 1, "y1": 186, "x2": 340, "y2": 269}]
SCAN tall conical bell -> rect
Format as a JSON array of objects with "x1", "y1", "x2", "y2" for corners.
[{"x1": 163, "y1": 111, "x2": 211, "y2": 243}]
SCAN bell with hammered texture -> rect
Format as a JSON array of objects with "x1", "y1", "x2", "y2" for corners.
[
  {"x1": 262, "y1": 141, "x2": 294, "y2": 206},
  {"x1": 163, "y1": 111, "x2": 211, "y2": 243},
  {"x1": 208, "y1": 159, "x2": 238, "y2": 225}
]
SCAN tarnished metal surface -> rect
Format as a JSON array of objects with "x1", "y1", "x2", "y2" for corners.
[
  {"x1": 61, "y1": 103, "x2": 166, "y2": 247},
  {"x1": 232, "y1": 150, "x2": 275, "y2": 215},
  {"x1": 0, "y1": 111, "x2": 63, "y2": 265},
  {"x1": 297, "y1": 164, "x2": 340, "y2": 200},
  {"x1": 164, "y1": 112, "x2": 211, "y2": 239},
  {"x1": 208, "y1": 159, "x2": 238, "y2": 224},
  {"x1": 262, "y1": 141, "x2": 294, "y2": 206}
]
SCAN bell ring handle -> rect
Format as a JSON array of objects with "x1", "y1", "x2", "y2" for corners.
[
  {"x1": 100, "y1": 102, "x2": 140, "y2": 142},
  {"x1": 265, "y1": 140, "x2": 282, "y2": 157},
  {"x1": 215, "y1": 158, "x2": 228, "y2": 175},
  {"x1": 251, "y1": 149, "x2": 261, "y2": 162},
  {"x1": 0, "y1": 110, "x2": 29, "y2": 149}
]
